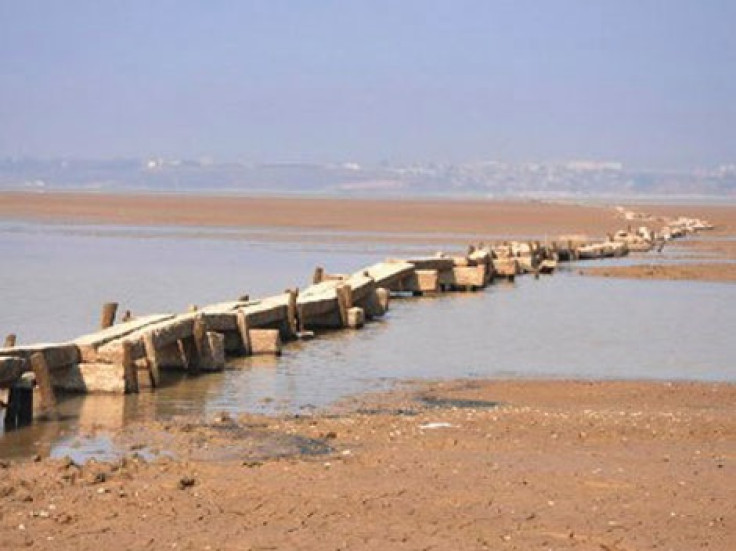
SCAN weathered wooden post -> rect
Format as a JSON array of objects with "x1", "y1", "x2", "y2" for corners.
[
  {"x1": 3, "y1": 334, "x2": 16, "y2": 348},
  {"x1": 30, "y1": 352, "x2": 58, "y2": 419},
  {"x1": 100, "y1": 302, "x2": 119, "y2": 329}
]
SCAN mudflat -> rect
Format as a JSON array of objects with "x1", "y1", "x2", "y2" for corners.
[
  {"x1": 1, "y1": 379, "x2": 733, "y2": 550},
  {"x1": 583, "y1": 263, "x2": 736, "y2": 283},
  {"x1": 1, "y1": 191, "x2": 733, "y2": 238}
]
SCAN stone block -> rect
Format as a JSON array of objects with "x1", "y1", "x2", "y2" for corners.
[
  {"x1": 347, "y1": 307, "x2": 365, "y2": 329},
  {"x1": 249, "y1": 329, "x2": 282, "y2": 356},
  {"x1": 201, "y1": 331, "x2": 225, "y2": 371},
  {"x1": 52, "y1": 363, "x2": 127, "y2": 394}
]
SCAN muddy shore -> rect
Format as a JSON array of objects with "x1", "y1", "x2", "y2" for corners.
[{"x1": 1, "y1": 379, "x2": 733, "y2": 550}]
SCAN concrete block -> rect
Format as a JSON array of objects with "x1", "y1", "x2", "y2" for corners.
[
  {"x1": 201, "y1": 331, "x2": 225, "y2": 371},
  {"x1": 414, "y1": 269, "x2": 440, "y2": 292},
  {"x1": 361, "y1": 288, "x2": 390, "y2": 319},
  {"x1": 52, "y1": 363, "x2": 127, "y2": 394},
  {"x1": 249, "y1": 329, "x2": 282, "y2": 356},
  {"x1": 347, "y1": 307, "x2": 365, "y2": 329}
]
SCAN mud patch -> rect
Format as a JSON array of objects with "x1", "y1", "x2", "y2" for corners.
[
  {"x1": 120, "y1": 417, "x2": 335, "y2": 463},
  {"x1": 418, "y1": 396, "x2": 503, "y2": 409},
  {"x1": 354, "y1": 407, "x2": 420, "y2": 417}
]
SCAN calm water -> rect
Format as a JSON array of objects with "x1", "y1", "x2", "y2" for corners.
[{"x1": 1, "y1": 222, "x2": 734, "y2": 459}]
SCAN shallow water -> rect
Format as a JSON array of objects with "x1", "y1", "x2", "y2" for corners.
[
  {"x1": 1, "y1": 222, "x2": 734, "y2": 459},
  {"x1": 0, "y1": 221, "x2": 450, "y2": 343}
]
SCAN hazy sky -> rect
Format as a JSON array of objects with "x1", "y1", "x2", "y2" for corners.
[{"x1": 1, "y1": 1, "x2": 734, "y2": 168}]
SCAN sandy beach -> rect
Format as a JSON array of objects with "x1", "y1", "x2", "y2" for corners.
[{"x1": 1, "y1": 192, "x2": 734, "y2": 549}]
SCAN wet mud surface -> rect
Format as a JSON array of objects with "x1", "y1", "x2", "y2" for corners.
[{"x1": 2, "y1": 379, "x2": 733, "y2": 550}]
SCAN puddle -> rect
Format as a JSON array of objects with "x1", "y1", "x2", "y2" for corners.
[
  {"x1": 418, "y1": 397, "x2": 502, "y2": 409},
  {"x1": 48, "y1": 434, "x2": 169, "y2": 465},
  {"x1": 187, "y1": 427, "x2": 333, "y2": 462},
  {"x1": 354, "y1": 408, "x2": 420, "y2": 417}
]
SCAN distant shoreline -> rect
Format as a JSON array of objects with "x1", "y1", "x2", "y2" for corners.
[{"x1": 2, "y1": 190, "x2": 734, "y2": 237}]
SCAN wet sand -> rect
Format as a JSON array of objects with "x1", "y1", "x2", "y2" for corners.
[
  {"x1": 583, "y1": 263, "x2": 736, "y2": 283},
  {"x1": 1, "y1": 379, "x2": 733, "y2": 550}
]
